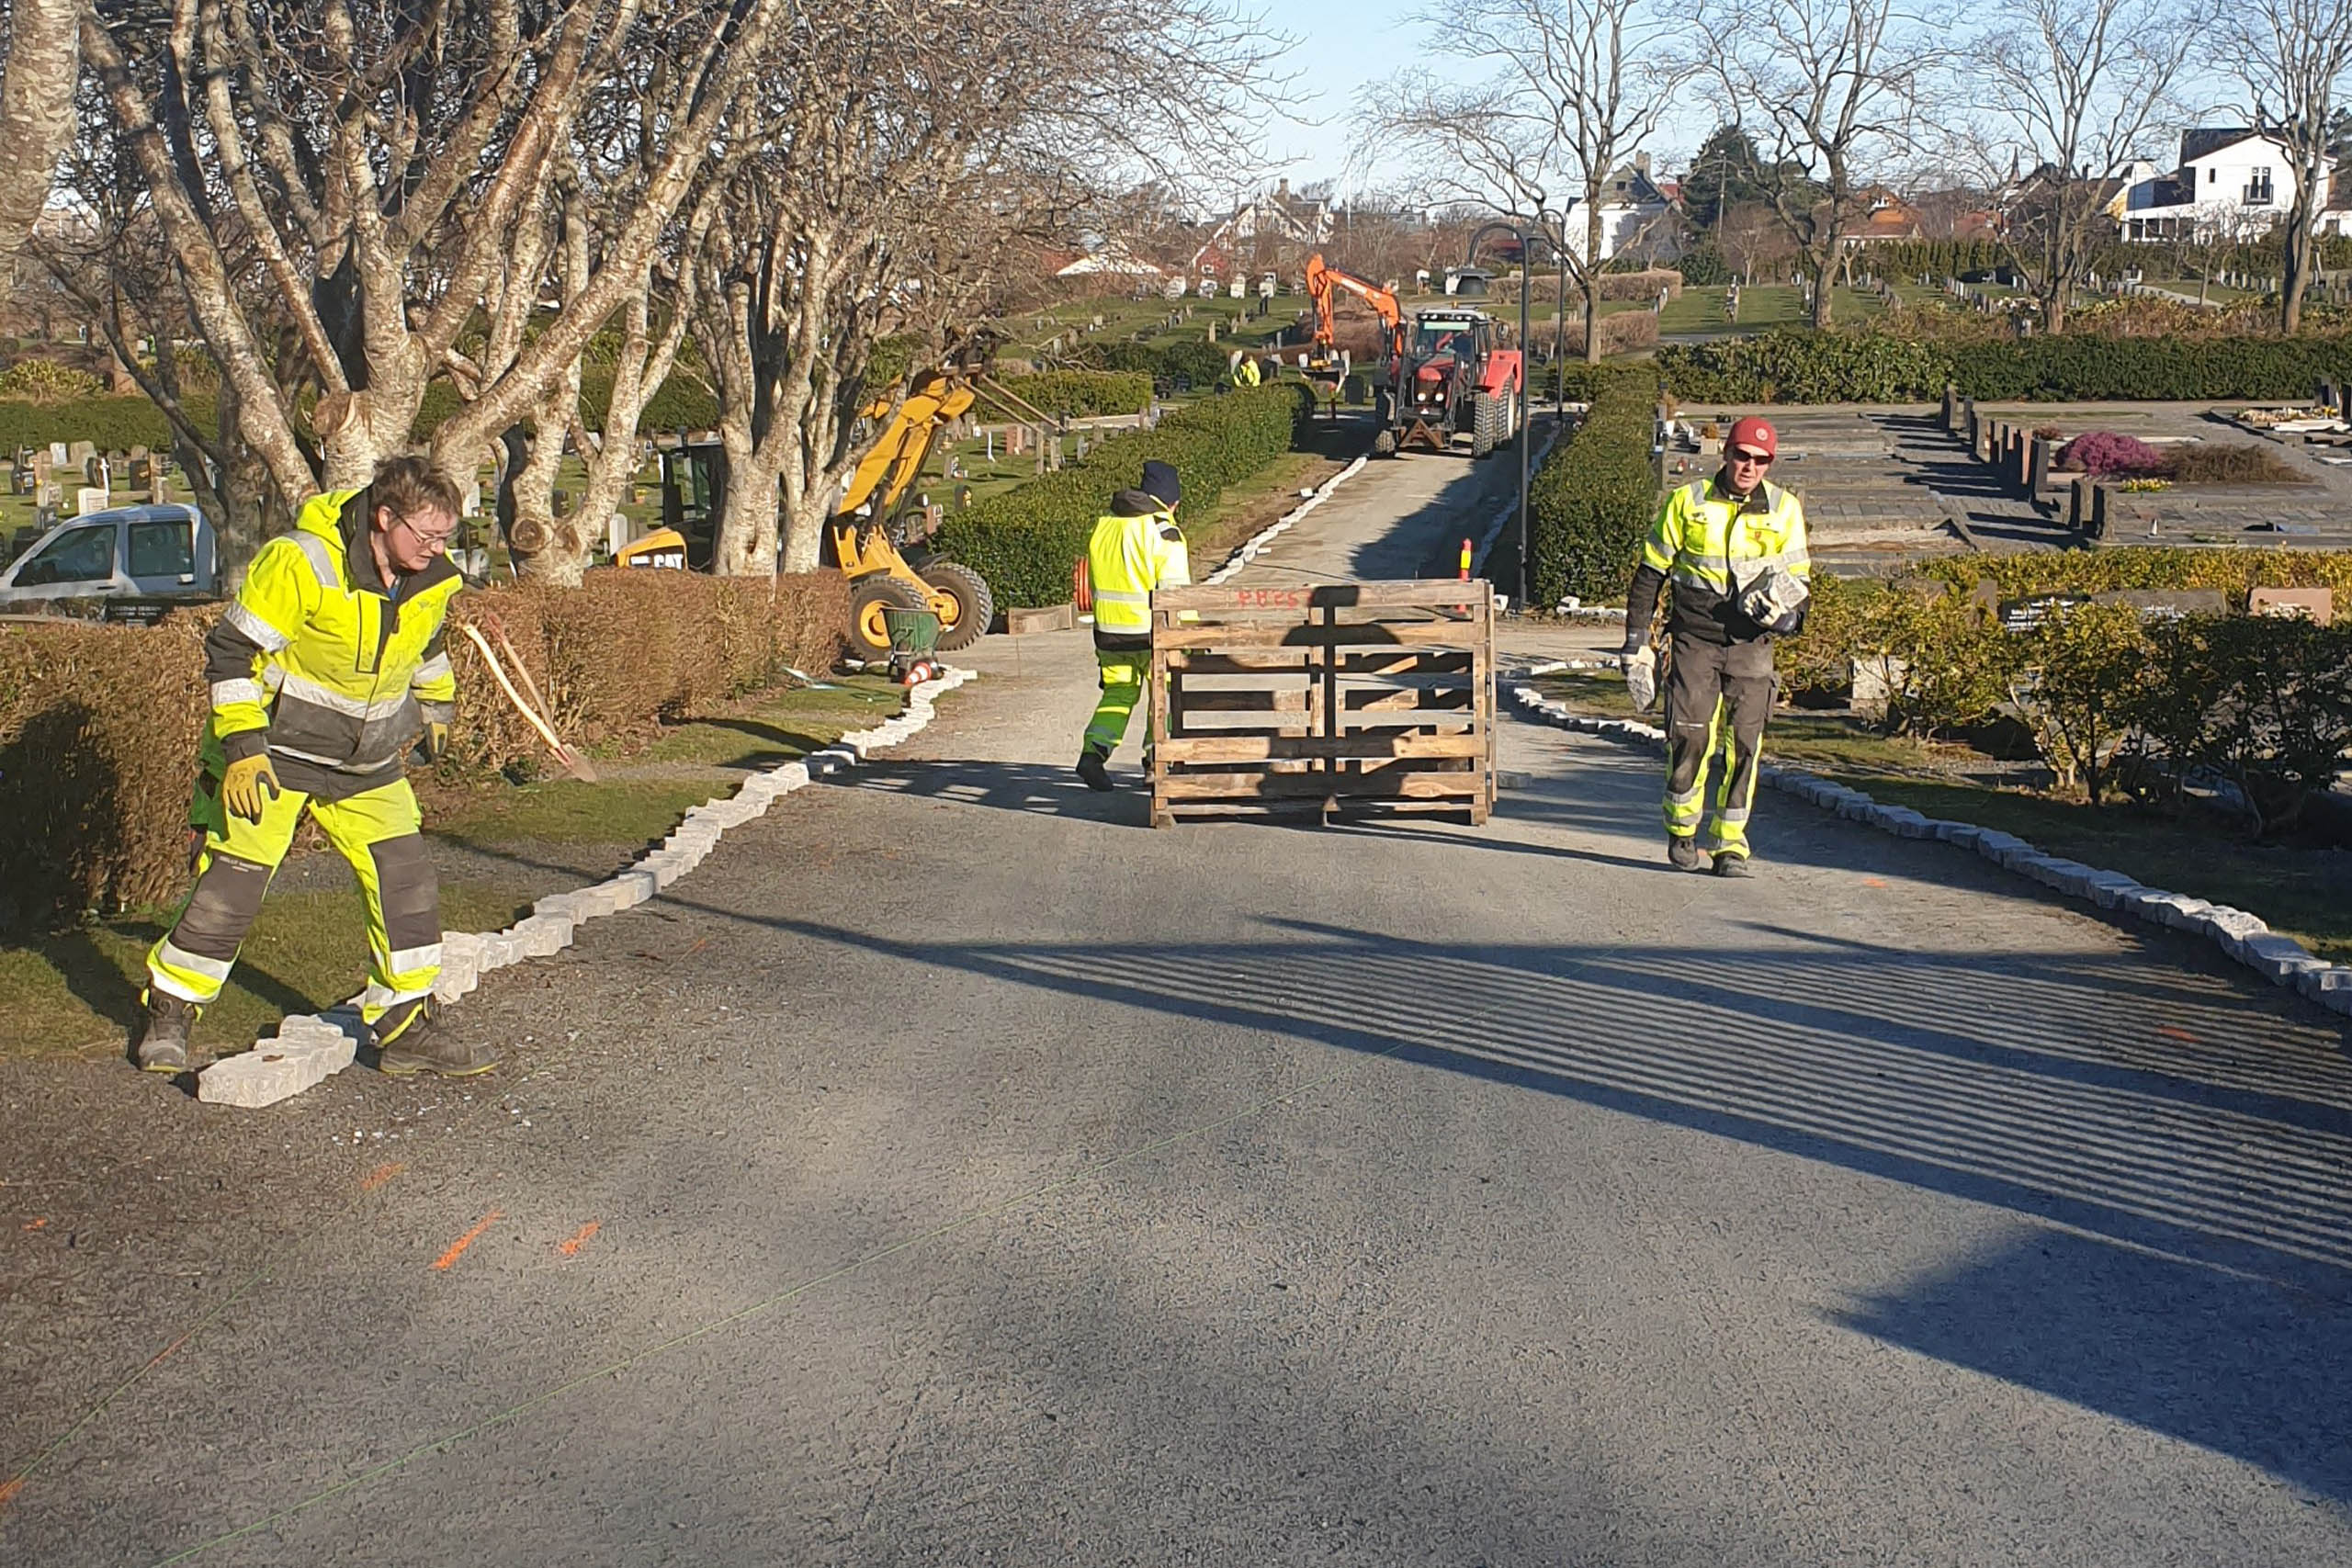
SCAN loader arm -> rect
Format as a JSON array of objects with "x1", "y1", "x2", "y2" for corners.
[
  {"x1": 835, "y1": 371, "x2": 979, "y2": 521},
  {"x1": 1304, "y1": 254, "x2": 1405, "y2": 362}
]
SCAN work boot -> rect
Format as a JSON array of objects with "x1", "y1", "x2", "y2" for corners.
[
  {"x1": 373, "y1": 999, "x2": 497, "y2": 1077},
  {"x1": 1076, "y1": 747, "x2": 1114, "y2": 793},
  {"x1": 1713, "y1": 852, "x2": 1754, "y2": 879},
  {"x1": 1667, "y1": 835, "x2": 1705, "y2": 872},
  {"x1": 134, "y1": 992, "x2": 197, "y2": 1075}
]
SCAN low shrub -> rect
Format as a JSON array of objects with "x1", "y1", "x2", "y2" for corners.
[
  {"x1": 2058, "y1": 432, "x2": 2165, "y2": 477},
  {"x1": 0, "y1": 394, "x2": 185, "y2": 453},
  {"x1": 1078, "y1": 335, "x2": 1243, "y2": 392},
  {"x1": 933, "y1": 380, "x2": 1313, "y2": 610},
  {"x1": 1526, "y1": 366, "x2": 1657, "y2": 607},
  {"x1": 0, "y1": 570, "x2": 845, "y2": 932},
  {"x1": 1598, "y1": 269, "x2": 1685, "y2": 303},
  {"x1": 1658, "y1": 331, "x2": 1952, "y2": 404},
  {"x1": 2159, "y1": 443, "x2": 2304, "y2": 484},
  {"x1": 0, "y1": 359, "x2": 106, "y2": 402},
  {"x1": 1555, "y1": 311, "x2": 1660, "y2": 358},
  {"x1": 984, "y1": 371, "x2": 1153, "y2": 420},
  {"x1": 2127, "y1": 614, "x2": 2352, "y2": 829}
]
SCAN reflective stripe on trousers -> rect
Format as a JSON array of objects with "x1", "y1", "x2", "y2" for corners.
[
  {"x1": 147, "y1": 774, "x2": 441, "y2": 1022},
  {"x1": 1084, "y1": 652, "x2": 1148, "y2": 754}
]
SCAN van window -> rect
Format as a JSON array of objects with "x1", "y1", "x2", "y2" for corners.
[
  {"x1": 128, "y1": 517, "x2": 194, "y2": 577},
  {"x1": 14, "y1": 526, "x2": 116, "y2": 586}
]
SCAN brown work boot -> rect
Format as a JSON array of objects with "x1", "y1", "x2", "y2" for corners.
[
  {"x1": 373, "y1": 999, "x2": 497, "y2": 1077},
  {"x1": 134, "y1": 992, "x2": 198, "y2": 1075}
]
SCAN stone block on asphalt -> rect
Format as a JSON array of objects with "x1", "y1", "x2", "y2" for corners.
[
  {"x1": 198, "y1": 1032, "x2": 356, "y2": 1106},
  {"x1": 613, "y1": 868, "x2": 657, "y2": 905},
  {"x1": 2239, "y1": 933, "x2": 2320, "y2": 983},
  {"x1": 771, "y1": 761, "x2": 811, "y2": 790},
  {"x1": 513, "y1": 915, "x2": 570, "y2": 957},
  {"x1": 2199, "y1": 907, "x2": 2268, "y2": 941}
]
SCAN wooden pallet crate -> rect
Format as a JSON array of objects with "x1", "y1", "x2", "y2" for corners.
[{"x1": 1147, "y1": 581, "x2": 1495, "y2": 828}]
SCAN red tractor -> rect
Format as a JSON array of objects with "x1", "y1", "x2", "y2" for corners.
[{"x1": 1374, "y1": 308, "x2": 1523, "y2": 458}]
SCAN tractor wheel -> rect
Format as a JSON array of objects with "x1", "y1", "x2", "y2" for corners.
[
  {"x1": 1471, "y1": 393, "x2": 1502, "y2": 459},
  {"x1": 849, "y1": 574, "x2": 928, "y2": 659},
  {"x1": 922, "y1": 560, "x2": 994, "y2": 651}
]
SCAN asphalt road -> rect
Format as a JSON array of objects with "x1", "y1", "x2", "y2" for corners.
[{"x1": 3, "y1": 443, "x2": 2348, "y2": 1566}]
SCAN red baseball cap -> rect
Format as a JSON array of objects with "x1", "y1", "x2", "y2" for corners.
[{"x1": 1727, "y1": 416, "x2": 1777, "y2": 460}]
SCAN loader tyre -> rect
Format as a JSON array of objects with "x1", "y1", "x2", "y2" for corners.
[
  {"x1": 1472, "y1": 392, "x2": 1503, "y2": 458},
  {"x1": 922, "y1": 560, "x2": 994, "y2": 650},
  {"x1": 849, "y1": 574, "x2": 928, "y2": 659}
]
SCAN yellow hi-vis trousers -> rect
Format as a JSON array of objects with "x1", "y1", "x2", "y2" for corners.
[
  {"x1": 1083, "y1": 650, "x2": 1148, "y2": 755},
  {"x1": 147, "y1": 774, "x2": 442, "y2": 1022},
  {"x1": 1662, "y1": 635, "x2": 1771, "y2": 859}
]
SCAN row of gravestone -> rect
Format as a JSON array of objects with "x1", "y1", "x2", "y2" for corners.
[
  {"x1": 1940, "y1": 385, "x2": 2120, "y2": 537},
  {"x1": 1894, "y1": 570, "x2": 2334, "y2": 633}
]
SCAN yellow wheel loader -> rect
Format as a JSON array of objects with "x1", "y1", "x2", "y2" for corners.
[{"x1": 657, "y1": 369, "x2": 995, "y2": 658}]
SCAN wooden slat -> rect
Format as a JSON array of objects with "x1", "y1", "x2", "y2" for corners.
[
  {"x1": 1159, "y1": 731, "x2": 1486, "y2": 763},
  {"x1": 1156, "y1": 581, "x2": 1493, "y2": 614},
  {"x1": 1168, "y1": 650, "x2": 1314, "y2": 673},
  {"x1": 1160, "y1": 621, "x2": 1487, "y2": 651},
  {"x1": 1157, "y1": 770, "x2": 1486, "y2": 802}
]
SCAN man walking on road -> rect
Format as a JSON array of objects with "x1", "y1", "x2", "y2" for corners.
[
  {"x1": 136, "y1": 456, "x2": 492, "y2": 1078},
  {"x1": 1077, "y1": 459, "x2": 1188, "y2": 792},
  {"x1": 1620, "y1": 416, "x2": 1811, "y2": 876}
]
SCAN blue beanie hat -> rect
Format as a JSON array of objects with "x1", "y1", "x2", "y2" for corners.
[{"x1": 1140, "y1": 459, "x2": 1182, "y2": 507}]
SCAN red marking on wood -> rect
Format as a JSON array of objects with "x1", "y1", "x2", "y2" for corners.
[
  {"x1": 432, "y1": 1211, "x2": 503, "y2": 1271},
  {"x1": 558, "y1": 1221, "x2": 601, "y2": 1258},
  {"x1": 360, "y1": 1162, "x2": 406, "y2": 1191}
]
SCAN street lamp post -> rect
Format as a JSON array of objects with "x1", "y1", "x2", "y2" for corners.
[{"x1": 1466, "y1": 218, "x2": 1554, "y2": 609}]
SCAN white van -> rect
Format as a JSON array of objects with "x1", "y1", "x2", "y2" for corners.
[{"x1": 0, "y1": 503, "x2": 219, "y2": 614}]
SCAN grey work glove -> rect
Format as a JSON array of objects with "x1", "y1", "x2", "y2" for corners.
[{"x1": 1623, "y1": 644, "x2": 1658, "y2": 712}]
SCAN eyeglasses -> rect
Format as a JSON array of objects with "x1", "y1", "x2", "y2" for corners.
[
  {"x1": 1730, "y1": 449, "x2": 1773, "y2": 466},
  {"x1": 396, "y1": 514, "x2": 456, "y2": 550}
]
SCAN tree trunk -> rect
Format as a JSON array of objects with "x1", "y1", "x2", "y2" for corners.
[
  {"x1": 0, "y1": 0, "x2": 78, "y2": 261},
  {"x1": 1809, "y1": 248, "x2": 1836, "y2": 329},
  {"x1": 714, "y1": 441, "x2": 786, "y2": 576},
  {"x1": 509, "y1": 381, "x2": 593, "y2": 586},
  {"x1": 1582, "y1": 206, "x2": 1606, "y2": 364},
  {"x1": 2280, "y1": 179, "x2": 2318, "y2": 335}
]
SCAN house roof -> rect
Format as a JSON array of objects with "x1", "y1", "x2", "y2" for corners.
[{"x1": 2180, "y1": 127, "x2": 2261, "y2": 164}]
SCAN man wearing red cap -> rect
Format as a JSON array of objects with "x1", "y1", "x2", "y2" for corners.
[{"x1": 1621, "y1": 414, "x2": 1811, "y2": 875}]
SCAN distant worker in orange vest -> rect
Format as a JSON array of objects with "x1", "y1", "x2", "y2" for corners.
[{"x1": 1077, "y1": 460, "x2": 1188, "y2": 791}]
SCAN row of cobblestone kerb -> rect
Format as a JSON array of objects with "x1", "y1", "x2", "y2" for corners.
[
  {"x1": 1507, "y1": 681, "x2": 2352, "y2": 1022},
  {"x1": 196, "y1": 667, "x2": 978, "y2": 1106}
]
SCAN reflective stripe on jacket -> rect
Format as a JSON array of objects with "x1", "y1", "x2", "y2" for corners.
[
  {"x1": 1087, "y1": 491, "x2": 1189, "y2": 649},
  {"x1": 204, "y1": 487, "x2": 464, "y2": 797},
  {"x1": 1634, "y1": 476, "x2": 1809, "y2": 644}
]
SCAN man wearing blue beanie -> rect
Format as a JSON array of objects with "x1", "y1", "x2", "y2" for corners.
[{"x1": 1077, "y1": 460, "x2": 1188, "y2": 790}]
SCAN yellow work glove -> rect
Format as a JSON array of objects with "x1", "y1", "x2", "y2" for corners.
[
  {"x1": 220, "y1": 753, "x2": 281, "y2": 823},
  {"x1": 419, "y1": 720, "x2": 451, "y2": 763}
]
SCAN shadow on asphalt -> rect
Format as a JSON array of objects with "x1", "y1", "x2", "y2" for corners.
[{"x1": 662, "y1": 886, "x2": 2352, "y2": 1503}]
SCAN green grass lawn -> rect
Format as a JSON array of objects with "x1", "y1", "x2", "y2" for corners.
[
  {"x1": 0, "y1": 673, "x2": 919, "y2": 1061},
  {"x1": 1533, "y1": 671, "x2": 2352, "y2": 963}
]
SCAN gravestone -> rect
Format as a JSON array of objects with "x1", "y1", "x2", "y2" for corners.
[
  {"x1": 48, "y1": 442, "x2": 67, "y2": 468},
  {"x1": 2093, "y1": 588, "x2": 2227, "y2": 620},
  {"x1": 1941, "y1": 382, "x2": 1959, "y2": 433},
  {"x1": 2069, "y1": 475, "x2": 2093, "y2": 530},
  {"x1": 2088, "y1": 483, "x2": 2113, "y2": 538},
  {"x1": 2249, "y1": 586, "x2": 2334, "y2": 625},
  {"x1": 1999, "y1": 593, "x2": 2096, "y2": 633},
  {"x1": 67, "y1": 440, "x2": 95, "y2": 469},
  {"x1": 75, "y1": 486, "x2": 109, "y2": 517}
]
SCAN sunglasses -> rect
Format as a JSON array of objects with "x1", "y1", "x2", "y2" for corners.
[{"x1": 1730, "y1": 449, "x2": 1773, "y2": 466}]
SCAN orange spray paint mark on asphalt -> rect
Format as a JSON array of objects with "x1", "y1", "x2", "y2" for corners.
[
  {"x1": 1864, "y1": 877, "x2": 1888, "y2": 888},
  {"x1": 22, "y1": 1218, "x2": 45, "y2": 1230},
  {"x1": 0, "y1": 1475, "x2": 25, "y2": 1513},
  {"x1": 360, "y1": 1163, "x2": 406, "y2": 1191},
  {"x1": 432, "y1": 1211, "x2": 503, "y2": 1271},
  {"x1": 2158, "y1": 1025, "x2": 2198, "y2": 1043},
  {"x1": 558, "y1": 1221, "x2": 601, "y2": 1258}
]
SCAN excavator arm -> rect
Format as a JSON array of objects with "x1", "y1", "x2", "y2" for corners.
[{"x1": 1304, "y1": 254, "x2": 1405, "y2": 362}]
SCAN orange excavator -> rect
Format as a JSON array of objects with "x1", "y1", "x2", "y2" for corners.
[{"x1": 1302, "y1": 254, "x2": 1406, "y2": 415}]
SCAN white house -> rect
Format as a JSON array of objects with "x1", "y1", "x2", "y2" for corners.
[
  {"x1": 2111, "y1": 128, "x2": 2346, "y2": 242},
  {"x1": 1556, "y1": 157, "x2": 1681, "y2": 265}
]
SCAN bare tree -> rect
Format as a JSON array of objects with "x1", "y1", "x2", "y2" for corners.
[
  {"x1": 0, "y1": 0, "x2": 78, "y2": 261},
  {"x1": 1698, "y1": 0, "x2": 1942, "y2": 327},
  {"x1": 1966, "y1": 0, "x2": 2192, "y2": 332},
  {"x1": 75, "y1": 0, "x2": 786, "y2": 518},
  {"x1": 695, "y1": 0, "x2": 1288, "y2": 576},
  {"x1": 1357, "y1": 0, "x2": 1690, "y2": 361},
  {"x1": 2225, "y1": 0, "x2": 2352, "y2": 333}
]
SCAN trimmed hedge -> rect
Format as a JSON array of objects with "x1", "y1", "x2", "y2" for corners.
[
  {"x1": 983, "y1": 371, "x2": 1154, "y2": 420},
  {"x1": 1660, "y1": 329, "x2": 2352, "y2": 405},
  {"x1": 0, "y1": 394, "x2": 184, "y2": 453},
  {"x1": 933, "y1": 380, "x2": 1313, "y2": 610},
  {"x1": 1082, "y1": 336, "x2": 1237, "y2": 390},
  {"x1": 1526, "y1": 367, "x2": 1658, "y2": 608},
  {"x1": 0, "y1": 570, "x2": 845, "y2": 932}
]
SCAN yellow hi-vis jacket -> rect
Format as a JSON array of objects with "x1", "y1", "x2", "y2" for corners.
[
  {"x1": 1630, "y1": 474, "x2": 1810, "y2": 645},
  {"x1": 1086, "y1": 490, "x2": 1190, "y2": 649},
  {"x1": 1232, "y1": 356, "x2": 1261, "y2": 389},
  {"x1": 205, "y1": 487, "x2": 464, "y2": 798}
]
